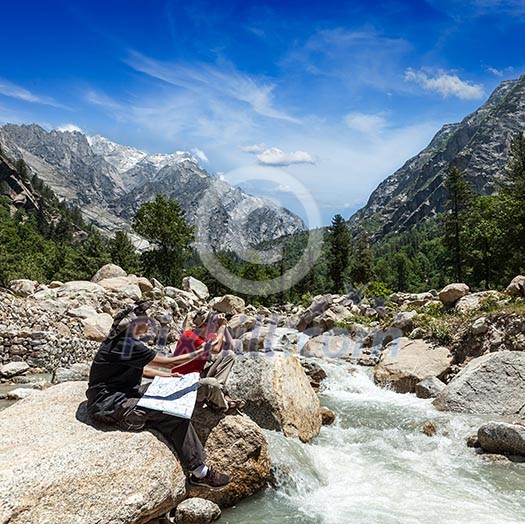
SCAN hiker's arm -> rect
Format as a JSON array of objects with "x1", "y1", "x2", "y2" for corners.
[
  {"x1": 149, "y1": 348, "x2": 206, "y2": 369},
  {"x1": 209, "y1": 316, "x2": 227, "y2": 354},
  {"x1": 143, "y1": 366, "x2": 179, "y2": 378}
]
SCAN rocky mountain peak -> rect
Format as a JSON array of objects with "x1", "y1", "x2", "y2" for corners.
[
  {"x1": 348, "y1": 73, "x2": 525, "y2": 239},
  {"x1": 0, "y1": 124, "x2": 305, "y2": 250}
]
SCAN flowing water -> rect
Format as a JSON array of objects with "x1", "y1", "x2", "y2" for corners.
[{"x1": 222, "y1": 361, "x2": 525, "y2": 524}]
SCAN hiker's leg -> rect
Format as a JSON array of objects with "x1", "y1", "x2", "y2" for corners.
[
  {"x1": 202, "y1": 350, "x2": 236, "y2": 387},
  {"x1": 144, "y1": 411, "x2": 206, "y2": 471},
  {"x1": 198, "y1": 377, "x2": 228, "y2": 410}
]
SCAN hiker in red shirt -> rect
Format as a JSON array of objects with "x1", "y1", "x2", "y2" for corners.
[{"x1": 171, "y1": 309, "x2": 244, "y2": 413}]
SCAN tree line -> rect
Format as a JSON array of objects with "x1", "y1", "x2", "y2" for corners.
[{"x1": 1, "y1": 132, "x2": 524, "y2": 305}]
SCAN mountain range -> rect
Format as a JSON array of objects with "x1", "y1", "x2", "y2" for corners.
[
  {"x1": 0, "y1": 124, "x2": 305, "y2": 251},
  {"x1": 348, "y1": 74, "x2": 525, "y2": 239}
]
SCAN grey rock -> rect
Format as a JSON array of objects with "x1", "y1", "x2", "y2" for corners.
[
  {"x1": 52, "y1": 363, "x2": 91, "y2": 384},
  {"x1": 374, "y1": 338, "x2": 451, "y2": 393},
  {"x1": 478, "y1": 421, "x2": 525, "y2": 456},
  {"x1": 471, "y1": 317, "x2": 489, "y2": 335},
  {"x1": 433, "y1": 351, "x2": 525, "y2": 416},
  {"x1": 6, "y1": 387, "x2": 41, "y2": 400},
  {"x1": 438, "y1": 283, "x2": 470, "y2": 306},
  {"x1": 301, "y1": 360, "x2": 328, "y2": 384},
  {"x1": 91, "y1": 263, "x2": 127, "y2": 283},
  {"x1": 320, "y1": 406, "x2": 335, "y2": 426},
  {"x1": 174, "y1": 498, "x2": 221, "y2": 524},
  {"x1": 0, "y1": 361, "x2": 29, "y2": 378},
  {"x1": 182, "y1": 277, "x2": 209, "y2": 301},
  {"x1": 226, "y1": 353, "x2": 321, "y2": 442},
  {"x1": 391, "y1": 310, "x2": 418, "y2": 333},
  {"x1": 209, "y1": 295, "x2": 245, "y2": 315},
  {"x1": 9, "y1": 279, "x2": 38, "y2": 297},
  {"x1": 415, "y1": 376, "x2": 446, "y2": 399},
  {"x1": 506, "y1": 275, "x2": 525, "y2": 297}
]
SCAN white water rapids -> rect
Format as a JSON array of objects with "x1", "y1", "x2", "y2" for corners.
[{"x1": 222, "y1": 361, "x2": 525, "y2": 524}]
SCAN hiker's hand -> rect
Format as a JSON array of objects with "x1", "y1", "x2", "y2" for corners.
[
  {"x1": 217, "y1": 314, "x2": 227, "y2": 327},
  {"x1": 171, "y1": 372, "x2": 182, "y2": 377}
]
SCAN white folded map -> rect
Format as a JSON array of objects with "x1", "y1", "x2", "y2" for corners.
[{"x1": 137, "y1": 372, "x2": 200, "y2": 419}]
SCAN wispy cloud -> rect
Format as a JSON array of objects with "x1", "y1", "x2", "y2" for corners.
[
  {"x1": 344, "y1": 112, "x2": 388, "y2": 136},
  {"x1": 283, "y1": 28, "x2": 411, "y2": 93},
  {"x1": 0, "y1": 78, "x2": 64, "y2": 108},
  {"x1": 404, "y1": 68, "x2": 485, "y2": 99},
  {"x1": 57, "y1": 123, "x2": 83, "y2": 133},
  {"x1": 241, "y1": 144, "x2": 316, "y2": 166},
  {"x1": 191, "y1": 147, "x2": 208, "y2": 163},
  {"x1": 125, "y1": 51, "x2": 299, "y2": 123},
  {"x1": 239, "y1": 144, "x2": 267, "y2": 153},
  {"x1": 85, "y1": 90, "x2": 124, "y2": 111}
]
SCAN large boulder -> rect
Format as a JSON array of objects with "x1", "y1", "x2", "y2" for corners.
[
  {"x1": 228, "y1": 314, "x2": 256, "y2": 339},
  {"x1": 0, "y1": 382, "x2": 269, "y2": 523},
  {"x1": 226, "y1": 354, "x2": 321, "y2": 443},
  {"x1": 0, "y1": 382, "x2": 186, "y2": 524},
  {"x1": 506, "y1": 275, "x2": 525, "y2": 297},
  {"x1": 92, "y1": 264, "x2": 127, "y2": 283},
  {"x1": 438, "y1": 283, "x2": 469, "y2": 306},
  {"x1": 301, "y1": 333, "x2": 353, "y2": 359},
  {"x1": 374, "y1": 338, "x2": 452, "y2": 393},
  {"x1": 455, "y1": 291, "x2": 500, "y2": 314},
  {"x1": 52, "y1": 363, "x2": 91, "y2": 384},
  {"x1": 96, "y1": 277, "x2": 142, "y2": 301},
  {"x1": 82, "y1": 312, "x2": 114, "y2": 341},
  {"x1": 182, "y1": 277, "x2": 209, "y2": 301},
  {"x1": 477, "y1": 422, "x2": 525, "y2": 456},
  {"x1": 9, "y1": 279, "x2": 38, "y2": 296},
  {"x1": 189, "y1": 408, "x2": 270, "y2": 507},
  {"x1": 209, "y1": 295, "x2": 245, "y2": 315},
  {"x1": 433, "y1": 351, "x2": 525, "y2": 417},
  {"x1": 415, "y1": 376, "x2": 446, "y2": 399},
  {"x1": 296, "y1": 294, "x2": 333, "y2": 332},
  {"x1": 0, "y1": 361, "x2": 30, "y2": 379}
]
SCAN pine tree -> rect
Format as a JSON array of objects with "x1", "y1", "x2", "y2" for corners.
[
  {"x1": 327, "y1": 214, "x2": 350, "y2": 293},
  {"x1": 350, "y1": 232, "x2": 374, "y2": 285},
  {"x1": 501, "y1": 132, "x2": 525, "y2": 274},
  {"x1": 443, "y1": 166, "x2": 475, "y2": 282},
  {"x1": 109, "y1": 231, "x2": 141, "y2": 274},
  {"x1": 15, "y1": 158, "x2": 29, "y2": 181},
  {"x1": 133, "y1": 195, "x2": 194, "y2": 286}
]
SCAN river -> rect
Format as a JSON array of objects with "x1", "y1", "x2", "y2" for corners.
[{"x1": 222, "y1": 361, "x2": 525, "y2": 524}]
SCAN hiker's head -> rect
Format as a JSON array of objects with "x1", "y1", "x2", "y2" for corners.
[{"x1": 129, "y1": 317, "x2": 156, "y2": 342}]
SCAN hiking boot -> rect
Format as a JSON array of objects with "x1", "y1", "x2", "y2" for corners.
[{"x1": 189, "y1": 468, "x2": 231, "y2": 489}]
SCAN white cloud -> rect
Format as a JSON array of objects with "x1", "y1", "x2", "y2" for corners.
[
  {"x1": 57, "y1": 124, "x2": 83, "y2": 133},
  {"x1": 487, "y1": 67, "x2": 504, "y2": 77},
  {"x1": 255, "y1": 147, "x2": 316, "y2": 166},
  {"x1": 275, "y1": 184, "x2": 292, "y2": 192},
  {"x1": 0, "y1": 78, "x2": 63, "y2": 108},
  {"x1": 191, "y1": 147, "x2": 209, "y2": 163},
  {"x1": 240, "y1": 143, "x2": 266, "y2": 153},
  {"x1": 344, "y1": 112, "x2": 388, "y2": 135},
  {"x1": 85, "y1": 90, "x2": 124, "y2": 111},
  {"x1": 125, "y1": 52, "x2": 299, "y2": 123},
  {"x1": 404, "y1": 68, "x2": 485, "y2": 100}
]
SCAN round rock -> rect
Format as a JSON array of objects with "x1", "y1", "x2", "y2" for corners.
[{"x1": 174, "y1": 498, "x2": 221, "y2": 524}]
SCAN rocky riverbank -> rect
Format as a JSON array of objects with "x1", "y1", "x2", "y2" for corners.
[{"x1": 1, "y1": 266, "x2": 525, "y2": 521}]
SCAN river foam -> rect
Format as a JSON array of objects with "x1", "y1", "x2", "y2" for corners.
[{"x1": 222, "y1": 361, "x2": 525, "y2": 524}]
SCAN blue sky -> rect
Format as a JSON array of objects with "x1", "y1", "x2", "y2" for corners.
[{"x1": 1, "y1": 0, "x2": 524, "y2": 227}]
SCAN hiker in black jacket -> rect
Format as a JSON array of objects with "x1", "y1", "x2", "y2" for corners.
[{"x1": 86, "y1": 302, "x2": 230, "y2": 489}]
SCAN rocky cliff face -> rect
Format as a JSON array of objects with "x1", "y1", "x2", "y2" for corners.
[
  {"x1": 348, "y1": 75, "x2": 525, "y2": 238},
  {"x1": 0, "y1": 125, "x2": 305, "y2": 250}
]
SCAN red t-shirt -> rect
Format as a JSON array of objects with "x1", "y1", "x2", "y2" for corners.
[{"x1": 171, "y1": 330, "x2": 216, "y2": 375}]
